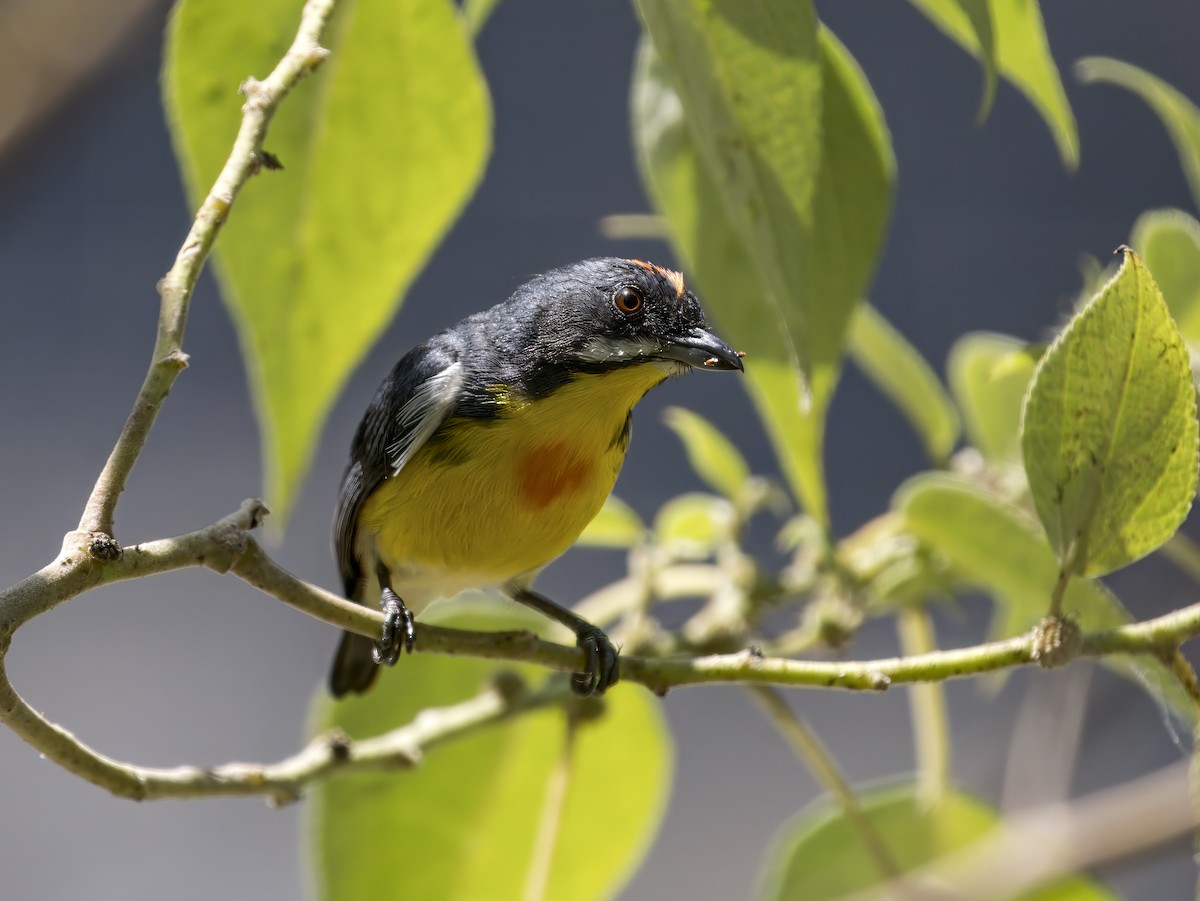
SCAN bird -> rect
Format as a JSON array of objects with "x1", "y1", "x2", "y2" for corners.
[{"x1": 329, "y1": 257, "x2": 743, "y2": 698}]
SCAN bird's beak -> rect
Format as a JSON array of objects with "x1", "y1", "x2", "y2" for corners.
[{"x1": 658, "y1": 327, "x2": 744, "y2": 371}]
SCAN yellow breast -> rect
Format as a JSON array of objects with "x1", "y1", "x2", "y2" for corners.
[{"x1": 358, "y1": 363, "x2": 672, "y2": 585}]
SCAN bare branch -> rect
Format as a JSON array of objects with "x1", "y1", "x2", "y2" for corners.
[
  {"x1": 76, "y1": 0, "x2": 337, "y2": 539},
  {"x1": 0, "y1": 664, "x2": 563, "y2": 803}
]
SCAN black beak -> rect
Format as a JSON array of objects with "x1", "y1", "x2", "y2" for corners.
[{"x1": 658, "y1": 327, "x2": 744, "y2": 371}]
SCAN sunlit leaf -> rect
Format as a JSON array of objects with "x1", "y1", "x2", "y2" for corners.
[
  {"x1": 577, "y1": 495, "x2": 646, "y2": 549},
  {"x1": 848, "y1": 303, "x2": 960, "y2": 464},
  {"x1": 631, "y1": 25, "x2": 894, "y2": 523},
  {"x1": 654, "y1": 493, "x2": 730, "y2": 559},
  {"x1": 1022, "y1": 251, "x2": 1198, "y2": 577},
  {"x1": 309, "y1": 607, "x2": 671, "y2": 901},
  {"x1": 760, "y1": 783, "x2": 1112, "y2": 899},
  {"x1": 1078, "y1": 57, "x2": 1200, "y2": 211},
  {"x1": 895, "y1": 473, "x2": 1197, "y2": 725},
  {"x1": 663, "y1": 407, "x2": 751, "y2": 500},
  {"x1": 164, "y1": 0, "x2": 491, "y2": 524},
  {"x1": 462, "y1": 0, "x2": 501, "y2": 35},
  {"x1": 634, "y1": 0, "x2": 823, "y2": 380},
  {"x1": 947, "y1": 332, "x2": 1037, "y2": 461},
  {"x1": 909, "y1": 0, "x2": 1078, "y2": 167},
  {"x1": 1131, "y1": 208, "x2": 1200, "y2": 344}
]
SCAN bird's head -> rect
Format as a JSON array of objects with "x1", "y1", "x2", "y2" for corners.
[{"x1": 515, "y1": 257, "x2": 744, "y2": 377}]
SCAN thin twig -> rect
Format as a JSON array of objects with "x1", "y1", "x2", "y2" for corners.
[
  {"x1": 749, "y1": 686, "x2": 901, "y2": 880},
  {"x1": 76, "y1": 0, "x2": 336, "y2": 539},
  {"x1": 1168, "y1": 648, "x2": 1200, "y2": 715},
  {"x1": 897, "y1": 609, "x2": 950, "y2": 807},
  {"x1": 1162, "y1": 533, "x2": 1200, "y2": 584}
]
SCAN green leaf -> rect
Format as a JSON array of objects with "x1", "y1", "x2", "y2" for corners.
[
  {"x1": 654, "y1": 493, "x2": 730, "y2": 558},
  {"x1": 164, "y1": 0, "x2": 491, "y2": 524},
  {"x1": 631, "y1": 25, "x2": 895, "y2": 523},
  {"x1": 662, "y1": 407, "x2": 751, "y2": 500},
  {"x1": 895, "y1": 473, "x2": 1197, "y2": 724},
  {"x1": 955, "y1": 0, "x2": 998, "y2": 121},
  {"x1": 631, "y1": 0, "x2": 823, "y2": 387},
  {"x1": 1077, "y1": 57, "x2": 1200, "y2": 212},
  {"x1": 309, "y1": 607, "x2": 671, "y2": 901},
  {"x1": 908, "y1": 0, "x2": 1078, "y2": 167},
  {"x1": 947, "y1": 332, "x2": 1038, "y2": 461},
  {"x1": 1022, "y1": 250, "x2": 1198, "y2": 577},
  {"x1": 760, "y1": 783, "x2": 1112, "y2": 899},
  {"x1": 1131, "y1": 208, "x2": 1200, "y2": 344},
  {"x1": 462, "y1": 0, "x2": 501, "y2": 36},
  {"x1": 577, "y1": 495, "x2": 646, "y2": 549},
  {"x1": 848, "y1": 304, "x2": 961, "y2": 464}
]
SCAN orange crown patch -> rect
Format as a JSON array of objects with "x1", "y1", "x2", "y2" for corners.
[{"x1": 627, "y1": 259, "x2": 685, "y2": 297}]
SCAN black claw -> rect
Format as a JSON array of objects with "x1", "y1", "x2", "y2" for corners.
[
  {"x1": 572, "y1": 625, "x2": 620, "y2": 697},
  {"x1": 372, "y1": 589, "x2": 415, "y2": 666}
]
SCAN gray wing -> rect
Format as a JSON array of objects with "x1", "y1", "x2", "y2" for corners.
[{"x1": 333, "y1": 342, "x2": 464, "y2": 599}]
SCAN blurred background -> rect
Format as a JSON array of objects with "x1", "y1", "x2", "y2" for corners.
[{"x1": 2, "y1": 0, "x2": 1200, "y2": 897}]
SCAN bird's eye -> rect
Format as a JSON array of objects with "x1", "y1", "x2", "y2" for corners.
[{"x1": 614, "y1": 286, "x2": 644, "y2": 315}]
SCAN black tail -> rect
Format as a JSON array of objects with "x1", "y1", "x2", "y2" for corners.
[{"x1": 329, "y1": 630, "x2": 380, "y2": 697}]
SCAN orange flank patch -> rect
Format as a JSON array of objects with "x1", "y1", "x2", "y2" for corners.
[
  {"x1": 516, "y1": 441, "x2": 596, "y2": 510},
  {"x1": 628, "y1": 259, "x2": 684, "y2": 297}
]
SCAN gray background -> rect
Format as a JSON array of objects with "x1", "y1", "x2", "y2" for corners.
[{"x1": 2, "y1": 0, "x2": 1200, "y2": 898}]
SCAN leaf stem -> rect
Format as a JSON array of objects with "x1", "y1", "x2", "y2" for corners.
[
  {"x1": 897, "y1": 609, "x2": 950, "y2": 807},
  {"x1": 748, "y1": 686, "x2": 900, "y2": 880},
  {"x1": 1048, "y1": 564, "x2": 1072, "y2": 618}
]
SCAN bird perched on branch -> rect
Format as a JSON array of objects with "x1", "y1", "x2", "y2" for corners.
[{"x1": 330, "y1": 257, "x2": 743, "y2": 698}]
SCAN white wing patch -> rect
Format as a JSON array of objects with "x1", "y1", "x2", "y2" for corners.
[
  {"x1": 574, "y1": 335, "x2": 663, "y2": 365},
  {"x1": 386, "y1": 361, "x2": 464, "y2": 475}
]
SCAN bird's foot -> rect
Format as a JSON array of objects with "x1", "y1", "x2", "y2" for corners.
[
  {"x1": 571, "y1": 625, "x2": 620, "y2": 697},
  {"x1": 372, "y1": 589, "x2": 415, "y2": 666}
]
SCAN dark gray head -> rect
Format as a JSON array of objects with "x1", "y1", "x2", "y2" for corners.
[{"x1": 507, "y1": 257, "x2": 743, "y2": 375}]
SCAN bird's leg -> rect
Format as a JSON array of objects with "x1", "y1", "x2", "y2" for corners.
[
  {"x1": 372, "y1": 562, "x2": 415, "y2": 666},
  {"x1": 510, "y1": 587, "x2": 620, "y2": 696}
]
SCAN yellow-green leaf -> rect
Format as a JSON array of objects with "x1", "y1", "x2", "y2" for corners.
[
  {"x1": 848, "y1": 304, "x2": 960, "y2": 464},
  {"x1": 309, "y1": 607, "x2": 671, "y2": 901},
  {"x1": 1077, "y1": 57, "x2": 1200, "y2": 211},
  {"x1": 463, "y1": 0, "x2": 501, "y2": 36},
  {"x1": 164, "y1": 0, "x2": 491, "y2": 524},
  {"x1": 663, "y1": 407, "x2": 751, "y2": 500},
  {"x1": 1131, "y1": 208, "x2": 1200, "y2": 344},
  {"x1": 577, "y1": 495, "x2": 646, "y2": 549},
  {"x1": 909, "y1": 0, "x2": 1078, "y2": 167},
  {"x1": 654, "y1": 493, "x2": 730, "y2": 559},
  {"x1": 631, "y1": 26, "x2": 894, "y2": 523},
  {"x1": 895, "y1": 473, "x2": 1196, "y2": 724},
  {"x1": 947, "y1": 332, "x2": 1038, "y2": 461},
  {"x1": 760, "y1": 783, "x2": 1113, "y2": 900},
  {"x1": 1022, "y1": 251, "x2": 1198, "y2": 577},
  {"x1": 632, "y1": 0, "x2": 824, "y2": 387}
]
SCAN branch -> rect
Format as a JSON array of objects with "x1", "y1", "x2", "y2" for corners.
[
  {"x1": 0, "y1": 663, "x2": 563, "y2": 803},
  {"x1": 76, "y1": 0, "x2": 336, "y2": 539},
  {"x1": 10, "y1": 498, "x2": 1200, "y2": 799}
]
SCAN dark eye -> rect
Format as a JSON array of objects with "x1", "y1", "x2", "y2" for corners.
[{"x1": 614, "y1": 286, "x2": 644, "y2": 315}]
